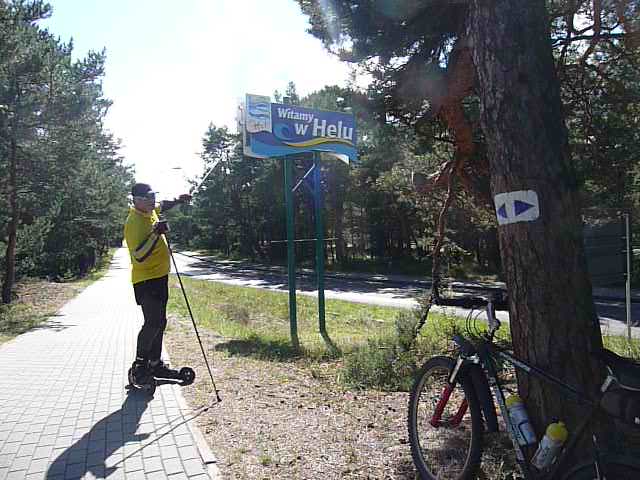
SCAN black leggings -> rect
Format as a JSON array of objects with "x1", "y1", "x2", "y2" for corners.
[{"x1": 133, "y1": 276, "x2": 168, "y2": 362}]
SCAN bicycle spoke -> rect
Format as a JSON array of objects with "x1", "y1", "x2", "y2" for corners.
[{"x1": 408, "y1": 356, "x2": 482, "y2": 480}]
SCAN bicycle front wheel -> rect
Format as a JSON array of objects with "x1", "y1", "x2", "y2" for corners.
[
  {"x1": 408, "y1": 356, "x2": 483, "y2": 480},
  {"x1": 562, "y1": 455, "x2": 640, "y2": 480}
]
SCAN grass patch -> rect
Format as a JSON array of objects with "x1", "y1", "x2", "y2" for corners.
[
  {"x1": 341, "y1": 308, "x2": 514, "y2": 391},
  {"x1": 167, "y1": 274, "x2": 402, "y2": 361},
  {"x1": 167, "y1": 276, "x2": 469, "y2": 389},
  {"x1": 603, "y1": 335, "x2": 640, "y2": 360},
  {"x1": 167, "y1": 275, "x2": 640, "y2": 391},
  {"x1": 0, "y1": 249, "x2": 117, "y2": 345}
]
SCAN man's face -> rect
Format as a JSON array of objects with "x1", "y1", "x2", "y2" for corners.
[{"x1": 133, "y1": 192, "x2": 156, "y2": 213}]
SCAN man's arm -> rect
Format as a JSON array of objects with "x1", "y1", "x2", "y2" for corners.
[
  {"x1": 160, "y1": 194, "x2": 192, "y2": 213},
  {"x1": 125, "y1": 220, "x2": 165, "y2": 264},
  {"x1": 131, "y1": 231, "x2": 161, "y2": 263}
]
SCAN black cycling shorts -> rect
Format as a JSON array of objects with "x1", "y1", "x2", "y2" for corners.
[{"x1": 133, "y1": 275, "x2": 169, "y2": 305}]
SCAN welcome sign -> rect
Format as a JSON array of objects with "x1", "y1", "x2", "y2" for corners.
[{"x1": 242, "y1": 94, "x2": 357, "y2": 163}]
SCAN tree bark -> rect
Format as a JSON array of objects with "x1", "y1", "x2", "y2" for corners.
[
  {"x1": 2, "y1": 135, "x2": 18, "y2": 304},
  {"x1": 469, "y1": 0, "x2": 605, "y2": 461}
]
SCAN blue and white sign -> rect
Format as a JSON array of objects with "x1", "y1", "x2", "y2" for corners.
[
  {"x1": 243, "y1": 94, "x2": 357, "y2": 163},
  {"x1": 494, "y1": 190, "x2": 540, "y2": 225},
  {"x1": 245, "y1": 94, "x2": 272, "y2": 134}
]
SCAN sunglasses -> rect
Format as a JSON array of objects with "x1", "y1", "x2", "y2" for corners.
[{"x1": 134, "y1": 192, "x2": 156, "y2": 200}]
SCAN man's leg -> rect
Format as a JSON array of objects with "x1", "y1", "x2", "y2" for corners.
[
  {"x1": 137, "y1": 296, "x2": 166, "y2": 361},
  {"x1": 132, "y1": 276, "x2": 169, "y2": 382},
  {"x1": 147, "y1": 299, "x2": 168, "y2": 363}
]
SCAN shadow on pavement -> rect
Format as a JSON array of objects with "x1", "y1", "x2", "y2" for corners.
[
  {"x1": 179, "y1": 258, "x2": 425, "y2": 299},
  {"x1": 45, "y1": 390, "x2": 152, "y2": 479},
  {"x1": 30, "y1": 317, "x2": 76, "y2": 333}
]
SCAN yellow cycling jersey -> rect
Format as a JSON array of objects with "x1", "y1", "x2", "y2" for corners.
[{"x1": 124, "y1": 206, "x2": 170, "y2": 284}]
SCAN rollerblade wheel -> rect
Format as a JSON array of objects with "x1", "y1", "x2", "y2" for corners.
[{"x1": 179, "y1": 367, "x2": 195, "y2": 385}]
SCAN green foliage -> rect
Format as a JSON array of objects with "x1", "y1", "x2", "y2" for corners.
[
  {"x1": 632, "y1": 250, "x2": 640, "y2": 288},
  {"x1": 179, "y1": 3, "x2": 637, "y2": 285},
  {"x1": 341, "y1": 335, "x2": 416, "y2": 391},
  {"x1": 174, "y1": 81, "x2": 500, "y2": 275},
  {"x1": 341, "y1": 309, "x2": 454, "y2": 390},
  {"x1": 0, "y1": 0, "x2": 133, "y2": 298},
  {"x1": 292, "y1": 0, "x2": 640, "y2": 278}
]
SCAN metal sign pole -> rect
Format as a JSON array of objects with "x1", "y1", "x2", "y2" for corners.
[
  {"x1": 284, "y1": 156, "x2": 299, "y2": 350},
  {"x1": 624, "y1": 213, "x2": 632, "y2": 341},
  {"x1": 242, "y1": 94, "x2": 357, "y2": 352},
  {"x1": 313, "y1": 153, "x2": 336, "y2": 352}
]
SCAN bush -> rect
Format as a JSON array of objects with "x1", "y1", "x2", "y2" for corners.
[
  {"x1": 342, "y1": 335, "x2": 416, "y2": 391},
  {"x1": 341, "y1": 310, "x2": 451, "y2": 391}
]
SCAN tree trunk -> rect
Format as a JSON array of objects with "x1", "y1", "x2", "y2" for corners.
[
  {"x1": 2, "y1": 136, "x2": 18, "y2": 304},
  {"x1": 469, "y1": 0, "x2": 605, "y2": 462}
]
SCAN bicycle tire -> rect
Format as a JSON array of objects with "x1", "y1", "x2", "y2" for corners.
[
  {"x1": 408, "y1": 356, "x2": 483, "y2": 480},
  {"x1": 562, "y1": 454, "x2": 640, "y2": 480}
]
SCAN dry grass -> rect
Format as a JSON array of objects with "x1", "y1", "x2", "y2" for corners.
[
  {"x1": 164, "y1": 315, "x2": 420, "y2": 480},
  {"x1": 0, "y1": 278, "x2": 86, "y2": 345},
  {"x1": 0, "y1": 250, "x2": 115, "y2": 345},
  {"x1": 163, "y1": 276, "x2": 640, "y2": 479}
]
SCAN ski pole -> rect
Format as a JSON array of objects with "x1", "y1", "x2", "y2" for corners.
[
  {"x1": 189, "y1": 156, "x2": 223, "y2": 197},
  {"x1": 166, "y1": 237, "x2": 221, "y2": 403}
]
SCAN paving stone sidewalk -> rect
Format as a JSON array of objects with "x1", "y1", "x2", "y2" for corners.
[{"x1": 0, "y1": 249, "x2": 218, "y2": 480}]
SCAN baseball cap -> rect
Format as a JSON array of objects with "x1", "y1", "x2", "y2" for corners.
[{"x1": 131, "y1": 183, "x2": 156, "y2": 197}]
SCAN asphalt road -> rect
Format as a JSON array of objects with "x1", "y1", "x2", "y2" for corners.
[{"x1": 170, "y1": 251, "x2": 640, "y2": 338}]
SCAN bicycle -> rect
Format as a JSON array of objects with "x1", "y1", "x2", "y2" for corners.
[{"x1": 407, "y1": 293, "x2": 640, "y2": 479}]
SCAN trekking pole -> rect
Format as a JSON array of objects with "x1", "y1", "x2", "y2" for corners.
[
  {"x1": 166, "y1": 237, "x2": 221, "y2": 403},
  {"x1": 189, "y1": 155, "x2": 223, "y2": 197}
]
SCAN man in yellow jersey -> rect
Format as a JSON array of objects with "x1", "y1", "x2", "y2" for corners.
[{"x1": 124, "y1": 182, "x2": 191, "y2": 385}]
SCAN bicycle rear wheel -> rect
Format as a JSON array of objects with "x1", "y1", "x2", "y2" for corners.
[
  {"x1": 408, "y1": 356, "x2": 483, "y2": 480},
  {"x1": 562, "y1": 455, "x2": 640, "y2": 480}
]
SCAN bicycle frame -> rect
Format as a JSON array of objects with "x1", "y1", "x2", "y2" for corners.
[
  {"x1": 450, "y1": 328, "x2": 603, "y2": 479},
  {"x1": 484, "y1": 342, "x2": 602, "y2": 479}
]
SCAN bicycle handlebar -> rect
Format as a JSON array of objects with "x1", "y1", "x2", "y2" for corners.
[{"x1": 433, "y1": 295, "x2": 509, "y2": 312}]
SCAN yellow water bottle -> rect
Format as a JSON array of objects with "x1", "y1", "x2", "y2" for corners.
[
  {"x1": 506, "y1": 395, "x2": 537, "y2": 446},
  {"x1": 532, "y1": 421, "x2": 569, "y2": 470}
]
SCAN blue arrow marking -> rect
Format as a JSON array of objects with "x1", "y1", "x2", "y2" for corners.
[
  {"x1": 514, "y1": 200, "x2": 535, "y2": 216},
  {"x1": 497, "y1": 204, "x2": 508, "y2": 219}
]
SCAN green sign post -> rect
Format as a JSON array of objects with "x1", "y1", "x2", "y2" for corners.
[
  {"x1": 313, "y1": 152, "x2": 337, "y2": 352},
  {"x1": 282, "y1": 154, "x2": 336, "y2": 351},
  {"x1": 241, "y1": 94, "x2": 356, "y2": 350},
  {"x1": 283, "y1": 156, "x2": 299, "y2": 350}
]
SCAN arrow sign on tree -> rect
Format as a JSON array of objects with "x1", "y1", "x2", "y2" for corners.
[{"x1": 494, "y1": 190, "x2": 540, "y2": 225}]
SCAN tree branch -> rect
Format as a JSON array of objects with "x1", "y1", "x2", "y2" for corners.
[
  {"x1": 580, "y1": 0, "x2": 603, "y2": 64},
  {"x1": 552, "y1": 31, "x2": 625, "y2": 47}
]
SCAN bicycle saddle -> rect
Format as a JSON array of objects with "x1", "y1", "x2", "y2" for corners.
[{"x1": 598, "y1": 349, "x2": 640, "y2": 390}]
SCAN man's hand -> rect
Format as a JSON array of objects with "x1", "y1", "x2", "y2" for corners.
[
  {"x1": 159, "y1": 194, "x2": 190, "y2": 213},
  {"x1": 154, "y1": 220, "x2": 169, "y2": 235}
]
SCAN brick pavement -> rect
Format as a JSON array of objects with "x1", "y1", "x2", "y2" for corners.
[{"x1": 0, "y1": 249, "x2": 218, "y2": 479}]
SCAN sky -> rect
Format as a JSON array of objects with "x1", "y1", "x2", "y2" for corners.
[{"x1": 42, "y1": 0, "x2": 353, "y2": 199}]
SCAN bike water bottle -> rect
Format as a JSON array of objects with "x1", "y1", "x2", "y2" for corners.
[
  {"x1": 532, "y1": 421, "x2": 568, "y2": 470},
  {"x1": 506, "y1": 395, "x2": 537, "y2": 446}
]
